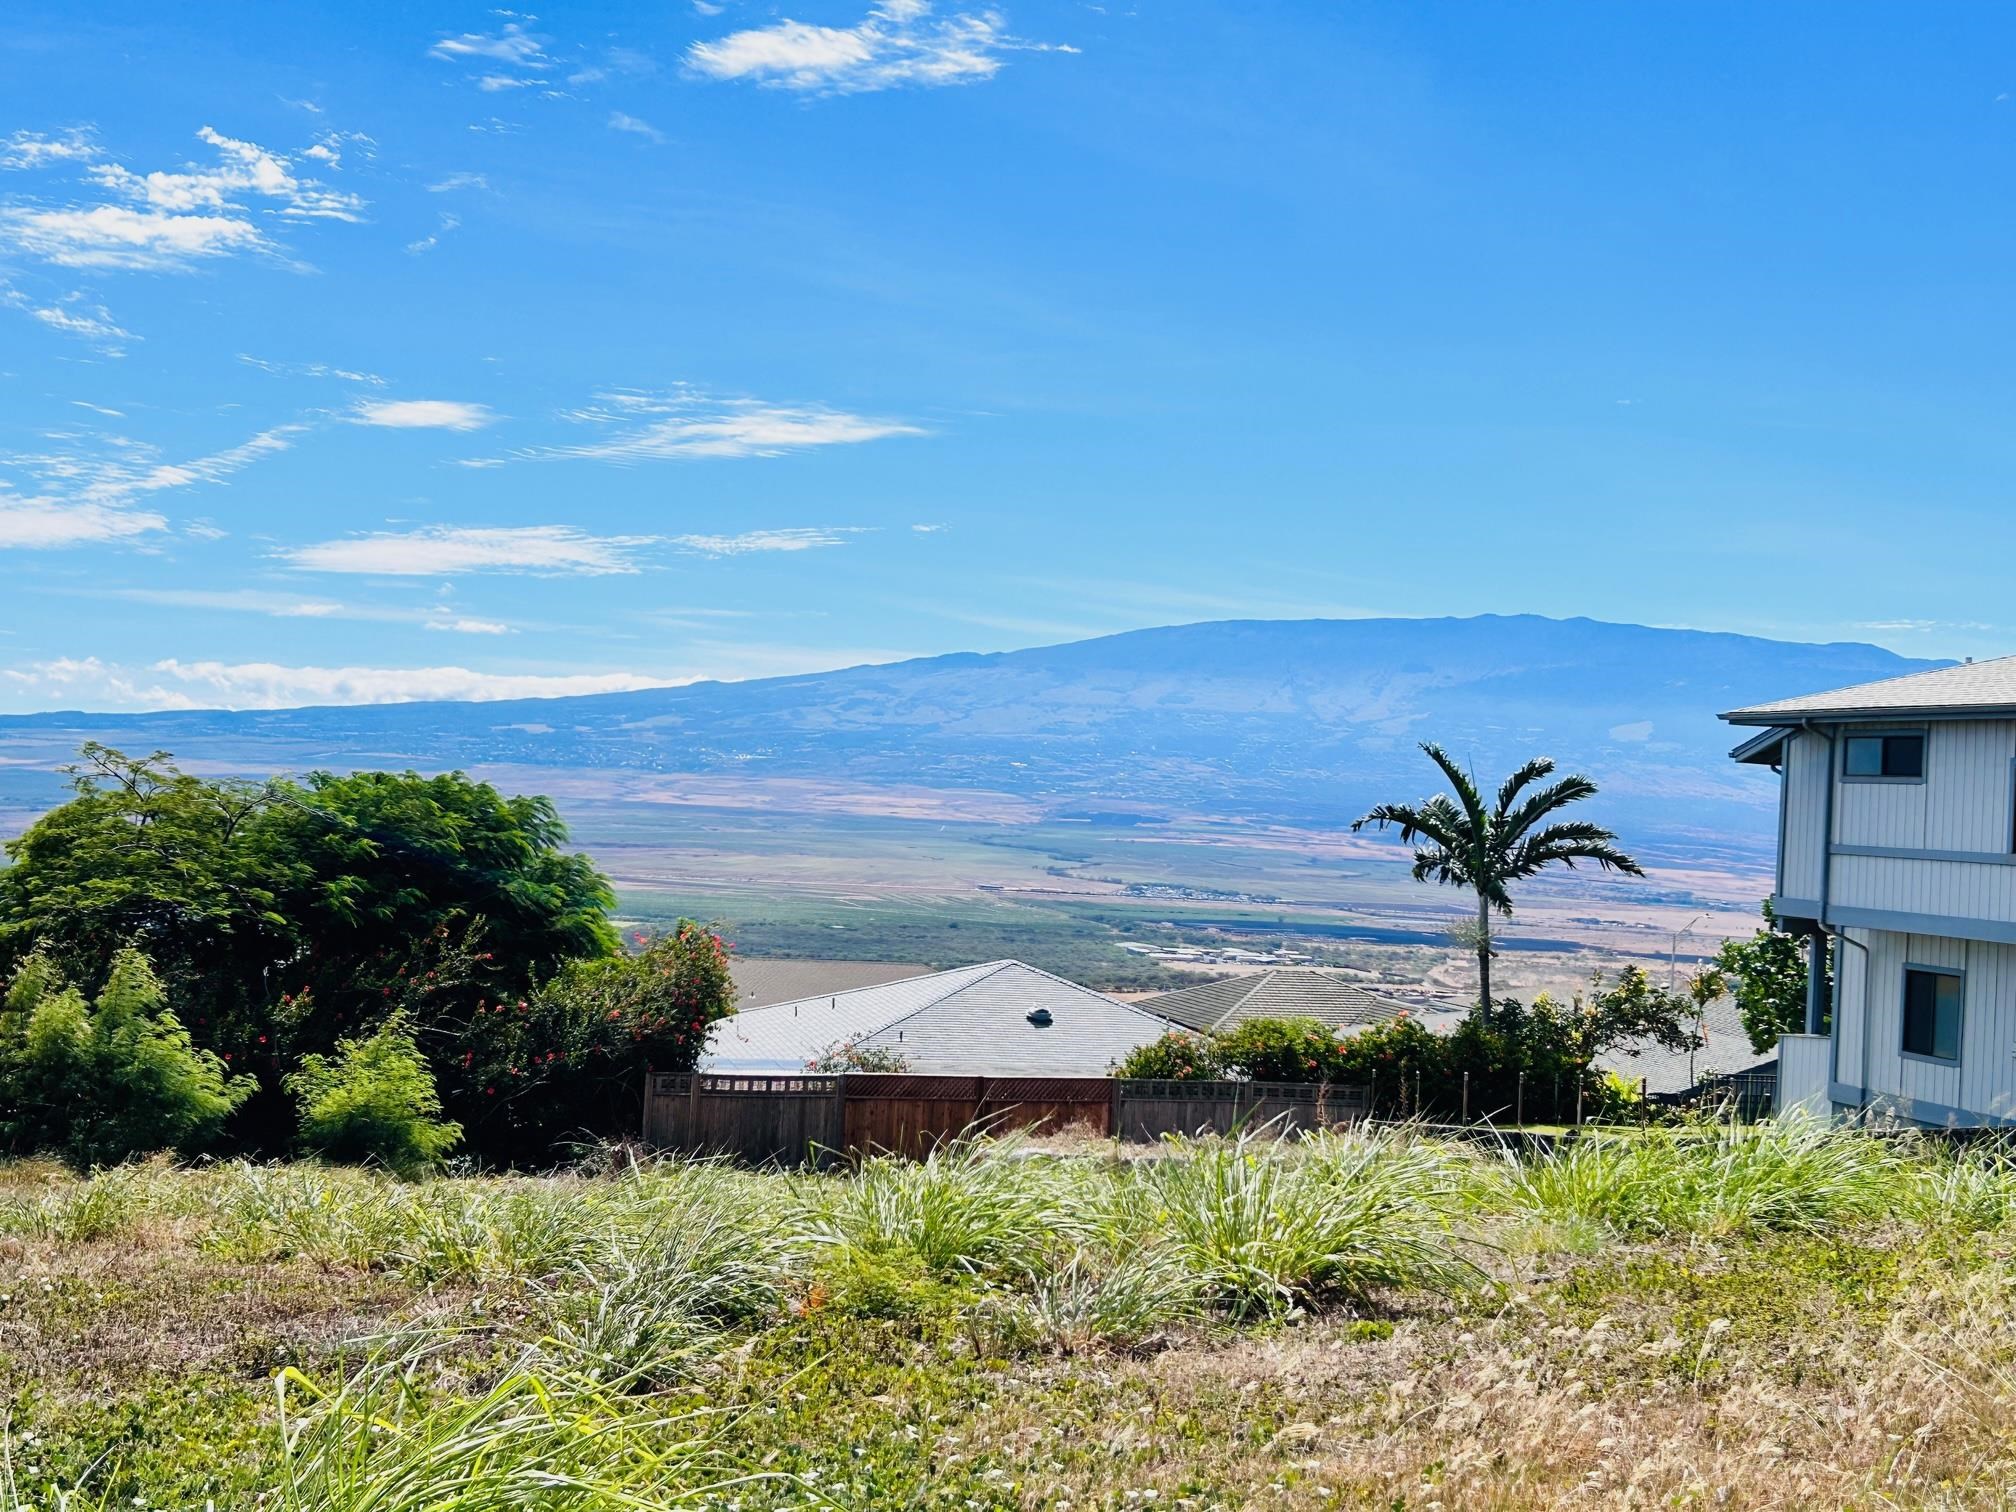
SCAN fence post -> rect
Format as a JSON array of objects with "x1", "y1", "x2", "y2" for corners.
[
  {"x1": 685, "y1": 1073, "x2": 704, "y2": 1154},
  {"x1": 1461, "y1": 1071, "x2": 1470, "y2": 1124},
  {"x1": 1414, "y1": 1068, "x2": 1422, "y2": 1119},
  {"x1": 1516, "y1": 1070, "x2": 1525, "y2": 1128},
  {"x1": 1576, "y1": 1073, "x2": 1585, "y2": 1127}
]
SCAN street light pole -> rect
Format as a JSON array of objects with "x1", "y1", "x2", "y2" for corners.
[{"x1": 1668, "y1": 914, "x2": 1704, "y2": 993}]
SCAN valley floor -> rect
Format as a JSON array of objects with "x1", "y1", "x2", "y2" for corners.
[{"x1": 4, "y1": 1129, "x2": 2010, "y2": 1509}]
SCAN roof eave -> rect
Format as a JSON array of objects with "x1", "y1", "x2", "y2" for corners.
[{"x1": 1722, "y1": 702, "x2": 2016, "y2": 726}]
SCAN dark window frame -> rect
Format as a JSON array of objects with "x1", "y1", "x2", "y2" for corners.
[
  {"x1": 1840, "y1": 727, "x2": 1928, "y2": 785},
  {"x1": 1900, "y1": 963, "x2": 1964, "y2": 1065}
]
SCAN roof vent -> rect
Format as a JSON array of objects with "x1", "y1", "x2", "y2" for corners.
[{"x1": 1026, "y1": 1008, "x2": 1054, "y2": 1027}]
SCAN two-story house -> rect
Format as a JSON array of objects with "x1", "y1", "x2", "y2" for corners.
[{"x1": 1725, "y1": 659, "x2": 2016, "y2": 1127}]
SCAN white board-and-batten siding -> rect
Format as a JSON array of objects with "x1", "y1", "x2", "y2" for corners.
[
  {"x1": 1769, "y1": 719, "x2": 2016, "y2": 1126},
  {"x1": 1837, "y1": 927, "x2": 2016, "y2": 1124}
]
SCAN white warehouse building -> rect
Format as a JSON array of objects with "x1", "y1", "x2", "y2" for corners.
[{"x1": 1726, "y1": 658, "x2": 2016, "y2": 1127}]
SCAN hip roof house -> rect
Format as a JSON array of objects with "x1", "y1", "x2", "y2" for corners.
[
  {"x1": 701, "y1": 959, "x2": 1180, "y2": 1077},
  {"x1": 1724, "y1": 655, "x2": 2016, "y2": 1127},
  {"x1": 1139, "y1": 969, "x2": 1408, "y2": 1035}
]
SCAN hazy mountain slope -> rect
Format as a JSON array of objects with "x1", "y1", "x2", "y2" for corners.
[{"x1": 0, "y1": 615, "x2": 1943, "y2": 846}]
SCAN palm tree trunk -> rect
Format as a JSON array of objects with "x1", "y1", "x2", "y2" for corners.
[{"x1": 1476, "y1": 890, "x2": 1492, "y2": 1008}]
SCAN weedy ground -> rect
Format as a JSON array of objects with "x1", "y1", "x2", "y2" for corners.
[{"x1": 5, "y1": 1122, "x2": 2016, "y2": 1509}]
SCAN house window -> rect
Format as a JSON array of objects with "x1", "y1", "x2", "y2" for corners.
[
  {"x1": 1843, "y1": 732, "x2": 1925, "y2": 780},
  {"x1": 1901, "y1": 967, "x2": 1963, "y2": 1062}
]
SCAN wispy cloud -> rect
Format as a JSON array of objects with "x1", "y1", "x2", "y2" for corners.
[
  {"x1": 496, "y1": 385, "x2": 923, "y2": 464},
  {"x1": 97, "y1": 585, "x2": 519, "y2": 634},
  {"x1": 0, "y1": 422, "x2": 303, "y2": 550},
  {"x1": 0, "y1": 128, "x2": 98, "y2": 170},
  {"x1": 1, "y1": 655, "x2": 666, "y2": 710},
  {"x1": 428, "y1": 22, "x2": 550, "y2": 69},
  {"x1": 282, "y1": 524, "x2": 655, "y2": 577},
  {"x1": 1, "y1": 283, "x2": 135, "y2": 354},
  {"x1": 238, "y1": 353, "x2": 387, "y2": 385},
  {"x1": 672, "y1": 527, "x2": 864, "y2": 556},
  {"x1": 427, "y1": 172, "x2": 491, "y2": 193},
  {"x1": 405, "y1": 212, "x2": 461, "y2": 255},
  {"x1": 0, "y1": 125, "x2": 365, "y2": 271},
  {"x1": 911, "y1": 522, "x2": 946, "y2": 533},
  {"x1": 353, "y1": 398, "x2": 493, "y2": 430},
  {"x1": 608, "y1": 112, "x2": 666, "y2": 143},
  {"x1": 686, "y1": 0, "x2": 1074, "y2": 94}
]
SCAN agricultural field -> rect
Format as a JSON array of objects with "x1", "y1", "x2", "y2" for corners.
[
  {"x1": 572, "y1": 800, "x2": 1773, "y2": 1000},
  {"x1": 6, "y1": 1123, "x2": 2016, "y2": 1509}
]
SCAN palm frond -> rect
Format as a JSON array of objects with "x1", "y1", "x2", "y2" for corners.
[
  {"x1": 1419, "y1": 743, "x2": 1489, "y2": 839},
  {"x1": 1351, "y1": 798, "x2": 1464, "y2": 852},
  {"x1": 1496, "y1": 775, "x2": 1600, "y2": 844},
  {"x1": 1506, "y1": 822, "x2": 1644, "y2": 877},
  {"x1": 1493, "y1": 757, "x2": 1556, "y2": 818}
]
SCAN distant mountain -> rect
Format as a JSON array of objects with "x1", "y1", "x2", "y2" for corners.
[{"x1": 0, "y1": 615, "x2": 1945, "y2": 852}]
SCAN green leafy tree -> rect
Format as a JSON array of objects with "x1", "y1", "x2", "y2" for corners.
[
  {"x1": 0, "y1": 746, "x2": 619, "y2": 1153},
  {"x1": 1114, "y1": 1030, "x2": 1223, "y2": 1081},
  {"x1": 1351, "y1": 743, "x2": 1645, "y2": 1008},
  {"x1": 287, "y1": 1013, "x2": 462, "y2": 1176},
  {"x1": 1714, "y1": 900, "x2": 1823, "y2": 1053},
  {"x1": 0, "y1": 947, "x2": 253, "y2": 1168}
]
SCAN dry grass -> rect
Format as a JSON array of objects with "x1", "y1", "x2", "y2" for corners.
[{"x1": 7, "y1": 1131, "x2": 2016, "y2": 1508}]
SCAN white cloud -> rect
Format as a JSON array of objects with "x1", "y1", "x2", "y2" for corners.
[
  {"x1": 2, "y1": 656, "x2": 667, "y2": 711},
  {"x1": 426, "y1": 616, "x2": 512, "y2": 635},
  {"x1": 0, "y1": 496, "x2": 167, "y2": 549},
  {"x1": 505, "y1": 385, "x2": 923, "y2": 463},
  {"x1": 686, "y1": 1, "x2": 1072, "y2": 94},
  {"x1": 0, "y1": 128, "x2": 98, "y2": 170},
  {"x1": 911, "y1": 521, "x2": 946, "y2": 532},
  {"x1": 427, "y1": 172, "x2": 491, "y2": 192},
  {"x1": 476, "y1": 74, "x2": 536, "y2": 91},
  {"x1": 0, "y1": 126, "x2": 365, "y2": 272},
  {"x1": 353, "y1": 398, "x2": 492, "y2": 430},
  {"x1": 282, "y1": 524, "x2": 656, "y2": 577},
  {"x1": 608, "y1": 112, "x2": 666, "y2": 143},
  {"x1": 71, "y1": 401, "x2": 124, "y2": 417},
  {"x1": 672, "y1": 527, "x2": 863, "y2": 556},
  {"x1": 2, "y1": 204, "x2": 270, "y2": 270}
]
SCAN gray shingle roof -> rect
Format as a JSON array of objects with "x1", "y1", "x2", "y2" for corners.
[
  {"x1": 702, "y1": 960, "x2": 1179, "y2": 1076},
  {"x1": 1722, "y1": 656, "x2": 1997, "y2": 723},
  {"x1": 1139, "y1": 970, "x2": 1408, "y2": 1035},
  {"x1": 730, "y1": 958, "x2": 931, "y2": 1011}
]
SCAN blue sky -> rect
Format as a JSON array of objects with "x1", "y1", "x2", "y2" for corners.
[{"x1": 2, "y1": 3, "x2": 2013, "y2": 711}]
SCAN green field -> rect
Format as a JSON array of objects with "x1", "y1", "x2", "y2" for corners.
[{"x1": 7, "y1": 1124, "x2": 2016, "y2": 1509}]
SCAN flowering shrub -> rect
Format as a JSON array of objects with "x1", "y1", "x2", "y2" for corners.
[
  {"x1": 1114, "y1": 1031, "x2": 1223, "y2": 1081},
  {"x1": 1214, "y1": 1016, "x2": 1348, "y2": 1083},
  {"x1": 808, "y1": 1040, "x2": 910, "y2": 1072}
]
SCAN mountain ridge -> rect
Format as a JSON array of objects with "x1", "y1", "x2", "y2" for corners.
[{"x1": 0, "y1": 614, "x2": 1951, "y2": 846}]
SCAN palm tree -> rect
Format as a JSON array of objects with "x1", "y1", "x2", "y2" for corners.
[{"x1": 1351, "y1": 743, "x2": 1644, "y2": 1009}]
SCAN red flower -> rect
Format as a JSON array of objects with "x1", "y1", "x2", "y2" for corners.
[{"x1": 486, "y1": 1087, "x2": 496, "y2": 1096}]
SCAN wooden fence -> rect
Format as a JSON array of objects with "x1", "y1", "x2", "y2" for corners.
[
  {"x1": 641, "y1": 1071, "x2": 1369, "y2": 1166},
  {"x1": 1114, "y1": 1078, "x2": 1370, "y2": 1143}
]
